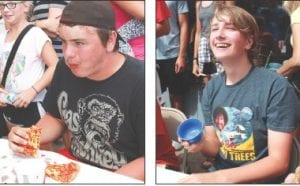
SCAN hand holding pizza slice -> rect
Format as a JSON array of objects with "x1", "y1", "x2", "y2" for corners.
[{"x1": 23, "y1": 126, "x2": 42, "y2": 157}]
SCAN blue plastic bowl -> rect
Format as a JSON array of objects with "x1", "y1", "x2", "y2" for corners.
[{"x1": 177, "y1": 118, "x2": 204, "y2": 144}]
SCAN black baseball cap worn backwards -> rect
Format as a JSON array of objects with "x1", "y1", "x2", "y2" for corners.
[{"x1": 60, "y1": 1, "x2": 124, "y2": 42}]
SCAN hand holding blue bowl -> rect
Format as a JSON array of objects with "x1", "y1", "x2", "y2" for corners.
[{"x1": 177, "y1": 118, "x2": 204, "y2": 144}]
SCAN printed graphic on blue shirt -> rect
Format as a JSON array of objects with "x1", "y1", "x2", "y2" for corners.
[{"x1": 213, "y1": 106, "x2": 255, "y2": 163}]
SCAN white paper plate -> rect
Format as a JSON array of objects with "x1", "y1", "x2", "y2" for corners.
[{"x1": 0, "y1": 139, "x2": 79, "y2": 184}]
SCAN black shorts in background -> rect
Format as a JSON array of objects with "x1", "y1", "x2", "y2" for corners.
[
  {"x1": 157, "y1": 57, "x2": 189, "y2": 96},
  {"x1": 3, "y1": 102, "x2": 43, "y2": 127}
]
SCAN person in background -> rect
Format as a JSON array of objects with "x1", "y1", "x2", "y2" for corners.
[
  {"x1": 30, "y1": 0, "x2": 69, "y2": 149},
  {"x1": 179, "y1": 4, "x2": 300, "y2": 183},
  {"x1": 277, "y1": 1, "x2": 300, "y2": 77},
  {"x1": 190, "y1": 0, "x2": 234, "y2": 169},
  {"x1": 31, "y1": 0, "x2": 69, "y2": 60},
  {"x1": 7, "y1": 1, "x2": 145, "y2": 181},
  {"x1": 155, "y1": 1, "x2": 179, "y2": 172},
  {"x1": 254, "y1": 16, "x2": 281, "y2": 67},
  {"x1": 183, "y1": 0, "x2": 197, "y2": 83},
  {"x1": 156, "y1": 102, "x2": 180, "y2": 171},
  {"x1": 0, "y1": 11, "x2": 6, "y2": 32},
  {"x1": 0, "y1": 1, "x2": 58, "y2": 131},
  {"x1": 156, "y1": 0, "x2": 171, "y2": 38},
  {"x1": 0, "y1": 10, "x2": 8, "y2": 138},
  {"x1": 112, "y1": 1, "x2": 144, "y2": 60},
  {"x1": 193, "y1": 1, "x2": 234, "y2": 84},
  {"x1": 156, "y1": 0, "x2": 171, "y2": 105},
  {"x1": 156, "y1": 0, "x2": 189, "y2": 111}
]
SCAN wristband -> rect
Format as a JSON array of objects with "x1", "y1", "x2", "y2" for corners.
[
  {"x1": 193, "y1": 58, "x2": 198, "y2": 61},
  {"x1": 32, "y1": 86, "x2": 39, "y2": 94}
]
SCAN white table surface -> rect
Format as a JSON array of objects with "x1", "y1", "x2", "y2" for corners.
[
  {"x1": 156, "y1": 166, "x2": 188, "y2": 184},
  {"x1": 0, "y1": 138, "x2": 143, "y2": 184}
]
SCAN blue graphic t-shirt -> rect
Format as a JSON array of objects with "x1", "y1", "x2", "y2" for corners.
[{"x1": 202, "y1": 67, "x2": 300, "y2": 169}]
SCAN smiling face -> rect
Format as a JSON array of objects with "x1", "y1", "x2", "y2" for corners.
[
  {"x1": 215, "y1": 113, "x2": 226, "y2": 130},
  {"x1": 210, "y1": 17, "x2": 252, "y2": 62},
  {"x1": 209, "y1": 5, "x2": 259, "y2": 64},
  {"x1": 0, "y1": 1, "x2": 30, "y2": 25}
]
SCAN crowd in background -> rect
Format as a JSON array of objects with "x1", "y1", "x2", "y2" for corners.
[
  {"x1": 0, "y1": 1, "x2": 145, "y2": 181},
  {"x1": 156, "y1": 0, "x2": 293, "y2": 117},
  {"x1": 156, "y1": 0, "x2": 300, "y2": 184},
  {"x1": 1, "y1": 0, "x2": 300, "y2": 184}
]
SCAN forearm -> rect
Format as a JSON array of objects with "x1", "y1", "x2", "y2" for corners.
[
  {"x1": 184, "y1": 127, "x2": 220, "y2": 156},
  {"x1": 35, "y1": 7, "x2": 62, "y2": 28},
  {"x1": 193, "y1": 20, "x2": 201, "y2": 59},
  {"x1": 31, "y1": 65, "x2": 56, "y2": 94},
  {"x1": 179, "y1": 154, "x2": 289, "y2": 183},
  {"x1": 278, "y1": 24, "x2": 300, "y2": 76},
  {"x1": 34, "y1": 7, "x2": 63, "y2": 37},
  {"x1": 212, "y1": 155, "x2": 289, "y2": 183},
  {"x1": 277, "y1": 57, "x2": 300, "y2": 77},
  {"x1": 194, "y1": 2, "x2": 201, "y2": 60},
  {"x1": 211, "y1": 131, "x2": 292, "y2": 183},
  {"x1": 193, "y1": 31, "x2": 200, "y2": 69},
  {"x1": 192, "y1": 27, "x2": 202, "y2": 75},
  {"x1": 32, "y1": 42, "x2": 58, "y2": 93},
  {"x1": 199, "y1": 133, "x2": 220, "y2": 157},
  {"x1": 193, "y1": 31, "x2": 200, "y2": 58},
  {"x1": 115, "y1": 156, "x2": 144, "y2": 181},
  {"x1": 178, "y1": 28, "x2": 188, "y2": 60},
  {"x1": 34, "y1": 19, "x2": 49, "y2": 30},
  {"x1": 36, "y1": 113, "x2": 65, "y2": 145},
  {"x1": 156, "y1": 20, "x2": 170, "y2": 38},
  {"x1": 34, "y1": 19, "x2": 58, "y2": 38},
  {"x1": 178, "y1": 15, "x2": 189, "y2": 59}
]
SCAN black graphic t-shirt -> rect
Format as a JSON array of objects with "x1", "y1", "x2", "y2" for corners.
[
  {"x1": 44, "y1": 55, "x2": 145, "y2": 170},
  {"x1": 202, "y1": 67, "x2": 300, "y2": 169}
]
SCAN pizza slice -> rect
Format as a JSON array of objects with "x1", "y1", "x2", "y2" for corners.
[
  {"x1": 295, "y1": 166, "x2": 300, "y2": 183},
  {"x1": 23, "y1": 126, "x2": 42, "y2": 157},
  {"x1": 45, "y1": 162, "x2": 80, "y2": 183}
]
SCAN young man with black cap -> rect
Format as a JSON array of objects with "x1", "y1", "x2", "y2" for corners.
[{"x1": 7, "y1": 1, "x2": 145, "y2": 181}]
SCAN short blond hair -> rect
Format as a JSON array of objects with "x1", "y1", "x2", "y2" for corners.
[{"x1": 22, "y1": 1, "x2": 33, "y2": 21}]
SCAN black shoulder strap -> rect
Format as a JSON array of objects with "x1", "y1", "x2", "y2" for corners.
[{"x1": 1, "y1": 24, "x2": 34, "y2": 86}]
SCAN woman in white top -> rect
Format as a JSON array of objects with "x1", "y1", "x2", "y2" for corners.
[
  {"x1": 0, "y1": 1, "x2": 58, "y2": 130},
  {"x1": 277, "y1": 1, "x2": 300, "y2": 76}
]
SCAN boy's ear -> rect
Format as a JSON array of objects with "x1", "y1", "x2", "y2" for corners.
[
  {"x1": 245, "y1": 35, "x2": 254, "y2": 50},
  {"x1": 106, "y1": 31, "x2": 118, "y2": 52}
]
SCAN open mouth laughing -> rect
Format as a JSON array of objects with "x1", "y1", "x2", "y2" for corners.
[{"x1": 215, "y1": 43, "x2": 231, "y2": 48}]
